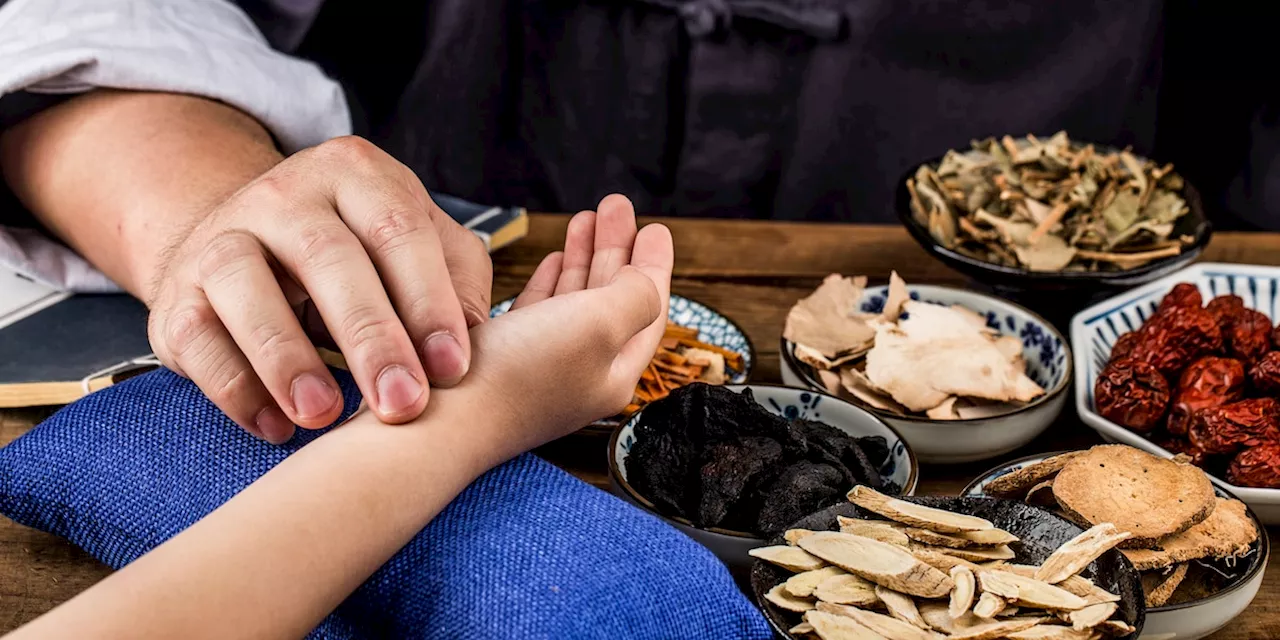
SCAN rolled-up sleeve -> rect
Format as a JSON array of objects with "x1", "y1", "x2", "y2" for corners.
[{"x1": 0, "y1": 0, "x2": 351, "y2": 152}]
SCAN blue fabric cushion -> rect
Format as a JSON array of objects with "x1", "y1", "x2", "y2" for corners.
[{"x1": 0, "y1": 369, "x2": 771, "y2": 639}]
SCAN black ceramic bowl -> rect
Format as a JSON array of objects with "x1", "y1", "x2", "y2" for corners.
[
  {"x1": 750, "y1": 496, "x2": 1146, "y2": 640},
  {"x1": 896, "y1": 143, "x2": 1212, "y2": 296}
]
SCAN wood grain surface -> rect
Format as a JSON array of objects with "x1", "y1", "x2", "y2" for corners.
[{"x1": 2, "y1": 217, "x2": 1277, "y2": 637}]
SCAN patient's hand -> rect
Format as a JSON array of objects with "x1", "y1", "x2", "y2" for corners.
[{"x1": 463, "y1": 194, "x2": 673, "y2": 455}]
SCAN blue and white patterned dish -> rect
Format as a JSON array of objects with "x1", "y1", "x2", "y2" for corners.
[
  {"x1": 491, "y1": 293, "x2": 754, "y2": 435},
  {"x1": 1071, "y1": 262, "x2": 1280, "y2": 524},
  {"x1": 781, "y1": 283, "x2": 1072, "y2": 464},
  {"x1": 965, "y1": 451, "x2": 1270, "y2": 640},
  {"x1": 607, "y1": 384, "x2": 917, "y2": 571}
]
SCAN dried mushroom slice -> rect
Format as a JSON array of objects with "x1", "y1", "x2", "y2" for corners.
[
  {"x1": 786, "y1": 566, "x2": 848, "y2": 599},
  {"x1": 799, "y1": 531, "x2": 954, "y2": 598},
  {"x1": 749, "y1": 545, "x2": 827, "y2": 572},
  {"x1": 977, "y1": 570, "x2": 1088, "y2": 610},
  {"x1": 816, "y1": 603, "x2": 942, "y2": 640},
  {"x1": 836, "y1": 517, "x2": 911, "y2": 547},
  {"x1": 1035, "y1": 523, "x2": 1132, "y2": 584},
  {"x1": 1064, "y1": 602, "x2": 1117, "y2": 632},
  {"x1": 765, "y1": 583, "x2": 816, "y2": 612},
  {"x1": 949, "y1": 617, "x2": 1047, "y2": 640},
  {"x1": 874, "y1": 585, "x2": 929, "y2": 630},
  {"x1": 949, "y1": 565, "x2": 976, "y2": 619},
  {"x1": 1142, "y1": 563, "x2": 1189, "y2": 608},
  {"x1": 813, "y1": 573, "x2": 880, "y2": 607},
  {"x1": 846, "y1": 486, "x2": 993, "y2": 533},
  {"x1": 973, "y1": 592, "x2": 1008, "y2": 619},
  {"x1": 786, "y1": 529, "x2": 817, "y2": 546},
  {"x1": 983, "y1": 452, "x2": 1084, "y2": 498},
  {"x1": 803, "y1": 610, "x2": 884, "y2": 640}
]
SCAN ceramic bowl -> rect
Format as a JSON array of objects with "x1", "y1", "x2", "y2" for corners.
[
  {"x1": 1071, "y1": 262, "x2": 1280, "y2": 524},
  {"x1": 781, "y1": 283, "x2": 1072, "y2": 464},
  {"x1": 751, "y1": 496, "x2": 1146, "y2": 640},
  {"x1": 966, "y1": 452, "x2": 1269, "y2": 640},
  {"x1": 896, "y1": 141, "x2": 1212, "y2": 295},
  {"x1": 491, "y1": 293, "x2": 754, "y2": 436},
  {"x1": 607, "y1": 384, "x2": 917, "y2": 572}
]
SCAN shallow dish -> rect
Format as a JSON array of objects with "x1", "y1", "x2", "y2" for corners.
[
  {"x1": 607, "y1": 384, "x2": 917, "y2": 572},
  {"x1": 781, "y1": 283, "x2": 1071, "y2": 464},
  {"x1": 751, "y1": 496, "x2": 1145, "y2": 640},
  {"x1": 965, "y1": 451, "x2": 1269, "y2": 640},
  {"x1": 1071, "y1": 262, "x2": 1280, "y2": 524},
  {"x1": 896, "y1": 141, "x2": 1212, "y2": 294},
  {"x1": 492, "y1": 293, "x2": 754, "y2": 436}
]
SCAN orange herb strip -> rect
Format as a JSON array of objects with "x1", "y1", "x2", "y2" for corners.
[{"x1": 618, "y1": 322, "x2": 746, "y2": 417}]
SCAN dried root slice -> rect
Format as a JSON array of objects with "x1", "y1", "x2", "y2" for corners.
[
  {"x1": 814, "y1": 573, "x2": 880, "y2": 607},
  {"x1": 1063, "y1": 602, "x2": 1116, "y2": 631},
  {"x1": 949, "y1": 617, "x2": 1047, "y2": 640},
  {"x1": 816, "y1": 602, "x2": 941, "y2": 640},
  {"x1": 1121, "y1": 497, "x2": 1257, "y2": 570},
  {"x1": 1143, "y1": 563, "x2": 1189, "y2": 608},
  {"x1": 787, "y1": 529, "x2": 817, "y2": 546},
  {"x1": 901, "y1": 525, "x2": 1017, "y2": 549},
  {"x1": 847, "y1": 486, "x2": 993, "y2": 533},
  {"x1": 913, "y1": 548, "x2": 985, "y2": 574},
  {"x1": 1006, "y1": 625, "x2": 1100, "y2": 640},
  {"x1": 787, "y1": 566, "x2": 848, "y2": 598},
  {"x1": 977, "y1": 570, "x2": 1088, "y2": 610},
  {"x1": 837, "y1": 516, "x2": 911, "y2": 546},
  {"x1": 750, "y1": 545, "x2": 827, "y2": 572},
  {"x1": 959, "y1": 528, "x2": 1020, "y2": 546},
  {"x1": 765, "y1": 583, "x2": 816, "y2": 612},
  {"x1": 874, "y1": 585, "x2": 929, "y2": 630},
  {"x1": 983, "y1": 451, "x2": 1083, "y2": 498},
  {"x1": 1006, "y1": 566, "x2": 1121, "y2": 605},
  {"x1": 1025, "y1": 480, "x2": 1057, "y2": 507},
  {"x1": 799, "y1": 531, "x2": 954, "y2": 598},
  {"x1": 973, "y1": 592, "x2": 1008, "y2": 619},
  {"x1": 949, "y1": 565, "x2": 976, "y2": 619},
  {"x1": 1096, "y1": 620, "x2": 1136, "y2": 636},
  {"x1": 789, "y1": 621, "x2": 816, "y2": 636},
  {"x1": 803, "y1": 610, "x2": 885, "y2": 640},
  {"x1": 998, "y1": 606, "x2": 1021, "y2": 618},
  {"x1": 919, "y1": 543, "x2": 1016, "y2": 562},
  {"x1": 1035, "y1": 523, "x2": 1132, "y2": 584}
]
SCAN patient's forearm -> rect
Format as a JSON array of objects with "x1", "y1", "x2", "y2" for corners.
[{"x1": 7, "y1": 385, "x2": 499, "y2": 640}]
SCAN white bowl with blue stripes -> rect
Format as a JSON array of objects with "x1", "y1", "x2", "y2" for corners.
[{"x1": 1072, "y1": 262, "x2": 1280, "y2": 524}]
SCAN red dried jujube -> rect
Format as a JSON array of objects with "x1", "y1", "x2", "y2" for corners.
[
  {"x1": 1109, "y1": 331, "x2": 1143, "y2": 364},
  {"x1": 1188, "y1": 397, "x2": 1280, "y2": 455},
  {"x1": 1251, "y1": 352, "x2": 1280, "y2": 396},
  {"x1": 1167, "y1": 356, "x2": 1246, "y2": 436},
  {"x1": 1228, "y1": 308, "x2": 1272, "y2": 363},
  {"x1": 1228, "y1": 442, "x2": 1280, "y2": 488},
  {"x1": 1157, "y1": 283, "x2": 1203, "y2": 315},
  {"x1": 1094, "y1": 359, "x2": 1171, "y2": 433},
  {"x1": 1127, "y1": 307, "x2": 1223, "y2": 376},
  {"x1": 1207, "y1": 294, "x2": 1246, "y2": 324}
]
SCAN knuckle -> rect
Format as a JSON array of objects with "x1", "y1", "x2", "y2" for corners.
[
  {"x1": 338, "y1": 309, "x2": 401, "y2": 354},
  {"x1": 164, "y1": 304, "x2": 219, "y2": 359},
  {"x1": 244, "y1": 172, "x2": 295, "y2": 208},
  {"x1": 247, "y1": 320, "x2": 309, "y2": 363},
  {"x1": 313, "y1": 135, "x2": 379, "y2": 167},
  {"x1": 295, "y1": 223, "x2": 355, "y2": 268},
  {"x1": 197, "y1": 232, "x2": 260, "y2": 284},
  {"x1": 364, "y1": 205, "x2": 427, "y2": 254},
  {"x1": 205, "y1": 366, "x2": 256, "y2": 412}
]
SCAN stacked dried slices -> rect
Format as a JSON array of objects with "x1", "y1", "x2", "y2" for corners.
[
  {"x1": 985, "y1": 445, "x2": 1260, "y2": 609},
  {"x1": 908, "y1": 132, "x2": 1193, "y2": 272},
  {"x1": 785, "y1": 272, "x2": 1044, "y2": 419},
  {"x1": 754, "y1": 486, "x2": 1135, "y2": 640},
  {"x1": 627, "y1": 323, "x2": 745, "y2": 414}
]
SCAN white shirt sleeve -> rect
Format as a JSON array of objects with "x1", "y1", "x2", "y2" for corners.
[
  {"x1": 0, "y1": 0, "x2": 352, "y2": 153},
  {"x1": 0, "y1": 0, "x2": 353, "y2": 292}
]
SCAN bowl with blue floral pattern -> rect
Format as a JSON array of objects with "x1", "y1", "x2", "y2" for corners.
[
  {"x1": 781, "y1": 283, "x2": 1072, "y2": 464},
  {"x1": 608, "y1": 384, "x2": 917, "y2": 571},
  {"x1": 491, "y1": 293, "x2": 754, "y2": 436}
]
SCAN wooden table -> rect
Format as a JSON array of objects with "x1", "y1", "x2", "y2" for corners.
[{"x1": 3, "y1": 217, "x2": 1279, "y2": 636}]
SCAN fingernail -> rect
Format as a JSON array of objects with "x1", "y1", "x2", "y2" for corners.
[
  {"x1": 255, "y1": 406, "x2": 295, "y2": 445},
  {"x1": 376, "y1": 364, "x2": 424, "y2": 415},
  {"x1": 422, "y1": 332, "x2": 468, "y2": 384},
  {"x1": 292, "y1": 373, "x2": 340, "y2": 421}
]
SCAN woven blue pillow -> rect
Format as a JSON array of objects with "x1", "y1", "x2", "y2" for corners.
[{"x1": 0, "y1": 369, "x2": 771, "y2": 639}]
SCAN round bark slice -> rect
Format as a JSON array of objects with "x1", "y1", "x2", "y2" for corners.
[{"x1": 1051, "y1": 445, "x2": 1215, "y2": 548}]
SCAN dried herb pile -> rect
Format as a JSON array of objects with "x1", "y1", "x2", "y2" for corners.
[
  {"x1": 625, "y1": 384, "x2": 899, "y2": 537},
  {"x1": 908, "y1": 132, "x2": 1194, "y2": 272}
]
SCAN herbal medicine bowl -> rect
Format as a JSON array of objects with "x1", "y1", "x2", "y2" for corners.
[
  {"x1": 781, "y1": 283, "x2": 1071, "y2": 464},
  {"x1": 607, "y1": 384, "x2": 917, "y2": 572}
]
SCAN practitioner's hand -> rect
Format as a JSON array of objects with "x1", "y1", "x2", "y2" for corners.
[{"x1": 465, "y1": 194, "x2": 673, "y2": 456}]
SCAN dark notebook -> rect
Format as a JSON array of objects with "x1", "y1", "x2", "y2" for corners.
[{"x1": 0, "y1": 194, "x2": 527, "y2": 407}]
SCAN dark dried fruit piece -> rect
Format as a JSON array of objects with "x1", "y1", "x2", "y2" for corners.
[
  {"x1": 1094, "y1": 359, "x2": 1171, "y2": 433},
  {"x1": 1207, "y1": 294, "x2": 1246, "y2": 325},
  {"x1": 1228, "y1": 442, "x2": 1280, "y2": 488},
  {"x1": 1167, "y1": 356, "x2": 1246, "y2": 436},
  {"x1": 1109, "y1": 331, "x2": 1144, "y2": 364},
  {"x1": 1228, "y1": 309, "x2": 1273, "y2": 363},
  {"x1": 1129, "y1": 307, "x2": 1223, "y2": 375},
  {"x1": 1157, "y1": 283, "x2": 1203, "y2": 315},
  {"x1": 1188, "y1": 397, "x2": 1280, "y2": 455},
  {"x1": 1251, "y1": 352, "x2": 1280, "y2": 396}
]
